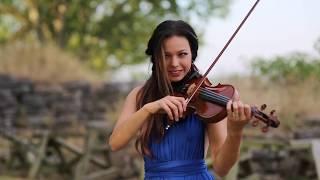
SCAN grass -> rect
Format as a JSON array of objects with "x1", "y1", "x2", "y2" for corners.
[
  {"x1": 0, "y1": 41, "x2": 101, "y2": 84},
  {"x1": 0, "y1": 177, "x2": 25, "y2": 180}
]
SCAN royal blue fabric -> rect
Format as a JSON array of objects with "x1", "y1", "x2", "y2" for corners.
[{"x1": 144, "y1": 114, "x2": 215, "y2": 179}]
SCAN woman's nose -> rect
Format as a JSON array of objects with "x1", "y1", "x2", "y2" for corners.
[{"x1": 169, "y1": 56, "x2": 179, "y2": 67}]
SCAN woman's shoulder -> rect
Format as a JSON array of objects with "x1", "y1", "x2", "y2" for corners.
[
  {"x1": 127, "y1": 83, "x2": 145, "y2": 99},
  {"x1": 120, "y1": 84, "x2": 145, "y2": 111}
]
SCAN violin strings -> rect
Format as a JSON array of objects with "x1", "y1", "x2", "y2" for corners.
[
  {"x1": 199, "y1": 87, "x2": 230, "y2": 105},
  {"x1": 199, "y1": 93, "x2": 227, "y2": 106},
  {"x1": 199, "y1": 87, "x2": 230, "y2": 101}
]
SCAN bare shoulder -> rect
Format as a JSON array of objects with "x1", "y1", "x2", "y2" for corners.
[
  {"x1": 123, "y1": 84, "x2": 145, "y2": 110},
  {"x1": 127, "y1": 84, "x2": 144, "y2": 100},
  {"x1": 113, "y1": 84, "x2": 145, "y2": 129}
]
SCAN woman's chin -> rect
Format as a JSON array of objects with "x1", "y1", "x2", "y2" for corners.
[{"x1": 169, "y1": 76, "x2": 184, "y2": 82}]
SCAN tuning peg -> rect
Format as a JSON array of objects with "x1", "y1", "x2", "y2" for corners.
[
  {"x1": 270, "y1": 109, "x2": 276, "y2": 116},
  {"x1": 260, "y1": 104, "x2": 267, "y2": 111},
  {"x1": 261, "y1": 126, "x2": 269, "y2": 133},
  {"x1": 251, "y1": 119, "x2": 259, "y2": 127}
]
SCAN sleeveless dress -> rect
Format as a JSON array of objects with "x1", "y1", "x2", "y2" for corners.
[{"x1": 144, "y1": 113, "x2": 215, "y2": 179}]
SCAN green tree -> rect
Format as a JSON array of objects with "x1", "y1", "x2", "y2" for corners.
[
  {"x1": 0, "y1": 0, "x2": 231, "y2": 71},
  {"x1": 251, "y1": 52, "x2": 320, "y2": 85}
]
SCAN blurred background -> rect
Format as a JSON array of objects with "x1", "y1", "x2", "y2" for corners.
[{"x1": 0, "y1": 0, "x2": 319, "y2": 179}]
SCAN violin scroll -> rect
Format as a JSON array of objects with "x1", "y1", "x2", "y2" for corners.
[{"x1": 251, "y1": 104, "x2": 280, "y2": 132}]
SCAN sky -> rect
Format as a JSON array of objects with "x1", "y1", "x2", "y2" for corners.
[
  {"x1": 111, "y1": 0, "x2": 320, "y2": 81},
  {"x1": 196, "y1": 0, "x2": 320, "y2": 77}
]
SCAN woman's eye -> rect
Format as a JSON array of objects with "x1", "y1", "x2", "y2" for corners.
[{"x1": 179, "y1": 53, "x2": 188, "y2": 57}]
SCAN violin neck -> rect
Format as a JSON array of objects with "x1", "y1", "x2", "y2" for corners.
[{"x1": 196, "y1": 85, "x2": 279, "y2": 128}]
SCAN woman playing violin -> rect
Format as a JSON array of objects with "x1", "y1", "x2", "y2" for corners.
[{"x1": 109, "y1": 20, "x2": 252, "y2": 179}]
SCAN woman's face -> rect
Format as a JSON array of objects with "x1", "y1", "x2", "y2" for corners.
[{"x1": 163, "y1": 35, "x2": 192, "y2": 82}]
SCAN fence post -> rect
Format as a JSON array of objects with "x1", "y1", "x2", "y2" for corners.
[
  {"x1": 28, "y1": 130, "x2": 50, "y2": 179},
  {"x1": 311, "y1": 139, "x2": 320, "y2": 180}
]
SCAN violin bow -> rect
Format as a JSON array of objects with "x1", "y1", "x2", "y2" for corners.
[{"x1": 186, "y1": 0, "x2": 261, "y2": 104}]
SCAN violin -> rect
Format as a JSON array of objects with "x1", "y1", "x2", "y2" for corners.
[
  {"x1": 172, "y1": 0, "x2": 279, "y2": 132},
  {"x1": 173, "y1": 66, "x2": 280, "y2": 132}
]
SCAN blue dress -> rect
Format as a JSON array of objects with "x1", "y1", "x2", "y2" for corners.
[{"x1": 144, "y1": 113, "x2": 215, "y2": 179}]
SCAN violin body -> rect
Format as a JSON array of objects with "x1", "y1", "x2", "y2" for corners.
[
  {"x1": 187, "y1": 82, "x2": 235, "y2": 123},
  {"x1": 173, "y1": 67, "x2": 235, "y2": 123},
  {"x1": 173, "y1": 65, "x2": 280, "y2": 130}
]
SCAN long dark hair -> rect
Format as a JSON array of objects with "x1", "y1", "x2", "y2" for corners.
[{"x1": 135, "y1": 20, "x2": 199, "y2": 156}]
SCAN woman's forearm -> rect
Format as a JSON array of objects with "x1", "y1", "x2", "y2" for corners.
[
  {"x1": 212, "y1": 131, "x2": 242, "y2": 177},
  {"x1": 108, "y1": 106, "x2": 151, "y2": 151}
]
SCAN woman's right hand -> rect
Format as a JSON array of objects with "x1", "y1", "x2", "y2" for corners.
[{"x1": 143, "y1": 96, "x2": 187, "y2": 121}]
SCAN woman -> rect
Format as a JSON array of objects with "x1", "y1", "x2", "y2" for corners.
[{"x1": 109, "y1": 20, "x2": 252, "y2": 179}]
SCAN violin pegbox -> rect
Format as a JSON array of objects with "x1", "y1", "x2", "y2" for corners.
[
  {"x1": 260, "y1": 104, "x2": 269, "y2": 132},
  {"x1": 250, "y1": 104, "x2": 280, "y2": 132},
  {"x1": 250, "y1": 104, "x2": 264, "y2": 127},
  {"x1": 260, "y1": 109, "x2": 277, "y2": 132}
]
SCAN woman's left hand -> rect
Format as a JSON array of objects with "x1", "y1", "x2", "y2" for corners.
[{"x1": 226, "y1": 100, "x2": 252, "y2": 135}]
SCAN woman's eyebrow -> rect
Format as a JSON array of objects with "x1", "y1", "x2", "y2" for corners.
[{"x1": 164, "y1": 49, "x2": 188, "y2": 54}]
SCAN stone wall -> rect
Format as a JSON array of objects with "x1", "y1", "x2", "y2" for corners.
[
  {"x1": 0, "y1": 74, "x2": 137, "y2": 131},
  {"x1": 0, "y1": 74, "x2": 143, "y2": 179}
]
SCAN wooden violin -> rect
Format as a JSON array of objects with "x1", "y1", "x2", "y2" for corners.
[{"x1": 173, "y1": 66, "x2": 280, "y2": 132}]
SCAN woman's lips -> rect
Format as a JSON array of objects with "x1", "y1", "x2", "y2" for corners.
[{"x1": 168, "y1": 70, "x2": 183, "y2": 77}]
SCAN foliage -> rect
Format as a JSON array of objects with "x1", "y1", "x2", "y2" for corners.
[
  {"x1": 251, "y1": 52, "x2": 320, "y2": 85},
  {"x1": 0, "y1": 0, "x2": 231, "y2": 72}
]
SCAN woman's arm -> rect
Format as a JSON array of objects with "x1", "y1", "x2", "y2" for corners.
[
  {"x1": 108, "y1": 86, "x2": 187, "y2": 151},
  {"x1": 108, "y1": 86, "x2": 151, "y2": 151},
  {"x1": 206, "y1": 90, "x2": 251, "y2": 177}
]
